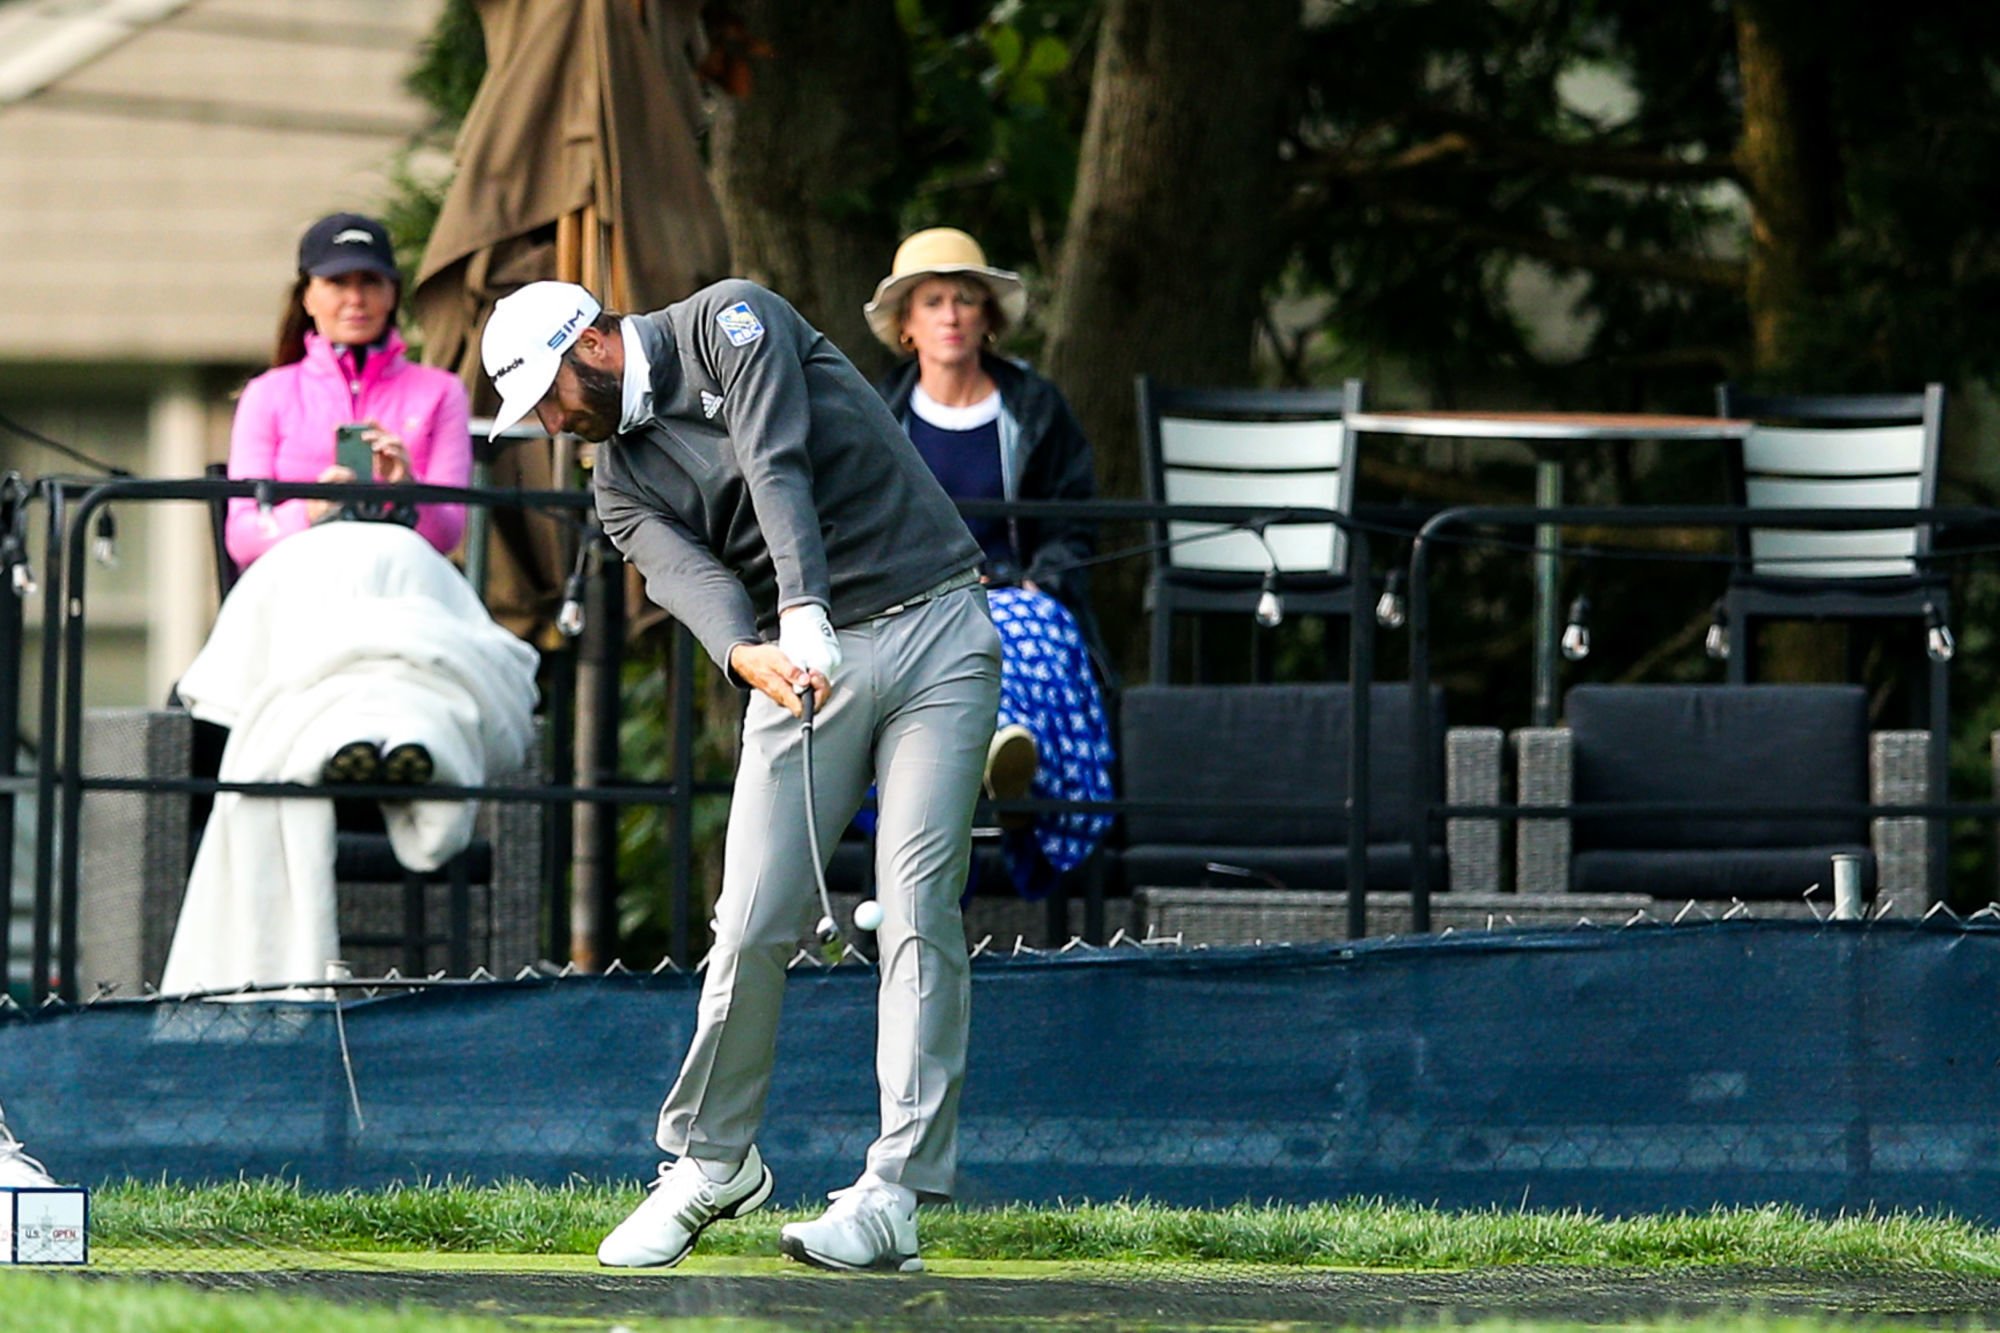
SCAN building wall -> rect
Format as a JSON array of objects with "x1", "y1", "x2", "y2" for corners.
[
  {"x1": 0, "y1": 365, "x2": 240, "y2": 706},
  {"x1": 0, "y1": 0, "x2": 441, "y2": 363},
  {"x1": 0, "y1": 0, "x2": 446, "y2": 706}
]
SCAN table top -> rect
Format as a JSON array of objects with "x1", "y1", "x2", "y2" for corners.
[{"x1": 1346, "y1": 410, "x2": 1753, "y2": 441}]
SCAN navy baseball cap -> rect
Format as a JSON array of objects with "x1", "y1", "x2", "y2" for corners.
[{"x1": 298, "y1": 213, "x2": 398, "y2": 280}]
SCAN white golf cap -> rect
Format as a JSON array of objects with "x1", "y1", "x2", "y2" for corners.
[{"x1": 480, "y1": 281, "x2": 604, "y2": 440}]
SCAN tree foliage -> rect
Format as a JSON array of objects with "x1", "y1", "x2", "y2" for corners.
[
  {"x1": 394, "y1": 0, "x2": 2000, "y2": 919},
  {"x1": 1766, "y1": 0, "x2": 2000, "y2": 392},
  {"x1": 892, "y1": 0, "x2": 1096, "y2": 347},
  {"x1": 1287, "y1": 0, "x2": 1744, "y2": 404},
  {"x1": 396, "y1": 0, "x2": 2000, "y2": 415},
  {"x1": 382, "y1": 0, "x2": 484, "y2": 287},
  {"x1": 1281, "y1": 0, "x2": 2000, "y2": 404},
  {"x1": 404, "y1": 0, "x2": 485, "y2": 127}
]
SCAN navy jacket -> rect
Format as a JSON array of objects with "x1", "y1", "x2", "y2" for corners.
[{"x1": 877, "y1": 353, "x2": 1095, "y2": 611}]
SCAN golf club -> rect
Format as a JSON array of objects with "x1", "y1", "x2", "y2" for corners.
[{"x1": 800, "y1": 687, "x2": 879, "y2": 947}]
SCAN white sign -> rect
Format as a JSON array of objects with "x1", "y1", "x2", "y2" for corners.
[{"x1": 0, "y1": 1189, "x2": 88, "y2": 1264}]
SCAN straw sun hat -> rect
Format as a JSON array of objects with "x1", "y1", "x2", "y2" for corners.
[{"x1": 863, "y1": 227, "x2": 1028, "y2": 350}]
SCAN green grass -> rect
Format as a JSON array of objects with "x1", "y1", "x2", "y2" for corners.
[
  {"x1": 0, "y1": 1272, "x2": 1984, "y2": 1333},
  {"x1": 0, "y1": 1269, "x2": 779, "y2": 1332},
  {"x1": 87, "y1": 1179, "x2": 2000, "y2": 1272}
]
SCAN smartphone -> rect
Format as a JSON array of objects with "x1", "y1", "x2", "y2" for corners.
[{"x1": 334, "y1": 423, "x2": 373, "y2": 479}]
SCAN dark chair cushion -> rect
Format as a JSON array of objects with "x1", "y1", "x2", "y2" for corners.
[
  {"x1": 1568, "y1": 684, "x2": 1868, "y2": 852},
  {"x1": 1573, "y1": 845, "x2": 1874, "y2": 902},
  {"x1": 1119, "y1": 683, "x2": 1445, "y2": 846}
]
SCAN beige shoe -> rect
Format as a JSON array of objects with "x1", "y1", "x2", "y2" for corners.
[{"x1": 984, "y1": 724, "x2": 1037, "y2": 830}]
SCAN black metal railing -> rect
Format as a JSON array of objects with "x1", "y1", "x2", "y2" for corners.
[
  {"x1": 13, "y1": 478, "x2": 1383, "y2": 999},
  {"x1": 15, "y1": 474, "x2": 2000, "y2": 1001},
  {"x1": 1405, "y1": 503, "x2": 1999, "y2": 933}
]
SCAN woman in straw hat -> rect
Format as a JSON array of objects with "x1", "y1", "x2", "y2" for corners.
[{"x1": 865, "y1": 227, "x2": 1114, "y2": 899}]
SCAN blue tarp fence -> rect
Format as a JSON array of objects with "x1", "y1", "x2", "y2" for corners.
[{"x1": 7, "y1": 918, "x2": 1999, "y2": 1218}]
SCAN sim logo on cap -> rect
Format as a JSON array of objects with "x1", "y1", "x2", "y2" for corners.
[{"x1": 547, "y1": 308, "x2": 590, "y2": 350}]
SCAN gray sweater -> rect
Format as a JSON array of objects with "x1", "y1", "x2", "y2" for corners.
[{"x1": 593, "y1": 279, "x2": 981, "y2": 672}]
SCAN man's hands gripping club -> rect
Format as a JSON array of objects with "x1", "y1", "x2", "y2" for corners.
[{"x1": 730, "y1": 604, "x2": 842, "y2": 717}]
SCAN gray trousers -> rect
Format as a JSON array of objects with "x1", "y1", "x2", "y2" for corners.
[{"x1": 656, "y1": 585, "x2": 1000, "y2": 1200}]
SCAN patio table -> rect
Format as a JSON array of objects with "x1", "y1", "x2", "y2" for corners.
[{"x1": 1345, "y1": 411, "x2": 1752, "y2": 724}]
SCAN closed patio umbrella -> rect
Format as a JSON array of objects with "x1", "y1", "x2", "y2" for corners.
[
  {"x1": 410, "y1": 0, "x2": 730, "y2": 970},
  {"x1": 412, "y1": 0, "x2": 728, "y2": 636}
]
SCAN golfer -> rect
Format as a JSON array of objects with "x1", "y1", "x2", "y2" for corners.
[{"x1": 482, "y1": 279, "x2": 999, "y2": 1273}]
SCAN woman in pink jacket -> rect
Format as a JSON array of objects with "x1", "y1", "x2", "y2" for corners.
[
  {"x1": 225, "y1": 212, "x2": 469, "y2": 571},
  {"x1": 165, "y1": 217, "x2": 537, "y2": 986}
]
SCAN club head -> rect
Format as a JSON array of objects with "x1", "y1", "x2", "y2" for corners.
[{"x1": 815, "y1": 916, "x2": 838, "y2": 945}]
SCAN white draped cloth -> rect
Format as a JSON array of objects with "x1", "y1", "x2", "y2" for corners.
[{"x1": 161, "y1": 522, "x2": 541, "y2": 994}]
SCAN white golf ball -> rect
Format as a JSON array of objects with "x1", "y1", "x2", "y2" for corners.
[{"x1": 853, "y1": 899, "x2": 884, "y2": 932}]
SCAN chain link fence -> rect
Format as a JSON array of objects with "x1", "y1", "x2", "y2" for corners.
[{"x1": 3, "y1": 917, "x2": 1996, "y2": 1220}]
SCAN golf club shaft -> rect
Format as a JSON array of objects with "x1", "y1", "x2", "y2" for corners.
[{"x1": 800, "y1": 687, "x2": 838, "y2": 942}]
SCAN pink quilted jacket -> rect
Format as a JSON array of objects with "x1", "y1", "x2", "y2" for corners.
[{"x1": 225, "y1": 330, "x2": 471, "y2": 570}]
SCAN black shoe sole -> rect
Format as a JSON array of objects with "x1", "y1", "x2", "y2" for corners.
[
  {"x1": 321, "y1": 741, "x2": 382, "y2": 785},
  {"x1": 381, "y1": 743, "x2": 435, "y2": 785},
  {"x1": 779, "y1": 1232, "x2": 924, "y2": 1274}
]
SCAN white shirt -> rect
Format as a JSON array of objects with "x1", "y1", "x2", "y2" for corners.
[
  {"x1": 910, "y1": 383, "x2": 1001, "y2": 431},
  {"x1": 617, "y1": 316, "x2": 653, "y2": 433}
]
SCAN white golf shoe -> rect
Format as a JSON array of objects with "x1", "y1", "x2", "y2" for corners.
[
  {"x1": 779, "y1": 1179, "x2": 923, "y2": 1273},
  {"x1": 596, "y1": 1146, "x2": 773, "y2": 1268}
]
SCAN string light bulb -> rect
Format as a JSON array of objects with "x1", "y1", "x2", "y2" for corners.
[
  {"x1": 1925, "y1": 602, "x2": 1955, "y2": 663},
  {"x1": 1560, "y1": 594, "x2": 1592, "y2": 662},
  {"x1": 557, "y1": 538, "x2": 594, "y2": 639},
  {"x1": 1375, "y1": 569, "x2": 1407, "y2": 629},
  {"x1": 92, "y1": 508, "x2": 117, "y2": 567},
  {"x1": 557, "y1": 571, "x2": 587, "y2": 638},
  {"x1": 1704, "y1": 600, "x2": 1730, "y2": 661},
  {"x1": 254, "y1": 480, "x2": 278, "y2": 537},
  {"x1": 1252, "y1": 527, "x2": 1283, "y2": 629}
]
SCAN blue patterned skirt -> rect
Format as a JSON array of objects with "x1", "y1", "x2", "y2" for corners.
[{"x1": 987, "y1": 587, "x2": 1116, "y2": 897}]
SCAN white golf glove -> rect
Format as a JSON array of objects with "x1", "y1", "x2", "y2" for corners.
[{"x1": 777, "y1": 603, "x2": 842, "y2": 682}]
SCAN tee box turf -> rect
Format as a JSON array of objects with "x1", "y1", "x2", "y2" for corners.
[{"x1": 0, "y1": 1188, "x2": 88, "y2": 1264}]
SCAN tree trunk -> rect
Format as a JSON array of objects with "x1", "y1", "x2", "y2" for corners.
[
  {"x1": 1043, "y1": 0, "x2": 1298, "y2": 680},
  {"x1": 709, "y1": 0, "x2": 910, "y2": 379},
  {"x1": 1733, "y1": 1, "x2": 1848, "y2": 681},
  {"x1": 667, "y1": 1, "x2": 910, "y2": 957},
  {"x1": 1733, "y1": 0, "x2": 1840, "y2": 380}
]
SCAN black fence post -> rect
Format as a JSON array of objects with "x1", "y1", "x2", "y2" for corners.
[
  {"x1": 60, "y1": 484, "x2": 103, "y2": 1001},
  {"x1": 30, "y1": 485, "x2": 64, "y2": 1003},
  {"x1": 588, "y1": 539, "x2": 623, "y2": 968},
  {"x1": 1406, "y1": 511, "x2": 1456, "y2": 937},
  {"x1": 543, "y1": 640, "x2": 576, "y2": 965},
  {"x1": 1346, "y1": 529, "x2": 1373, "y2": 941},
  {"x1": 0, "y1": 485, "x2": 22, "y2": 1001}
]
